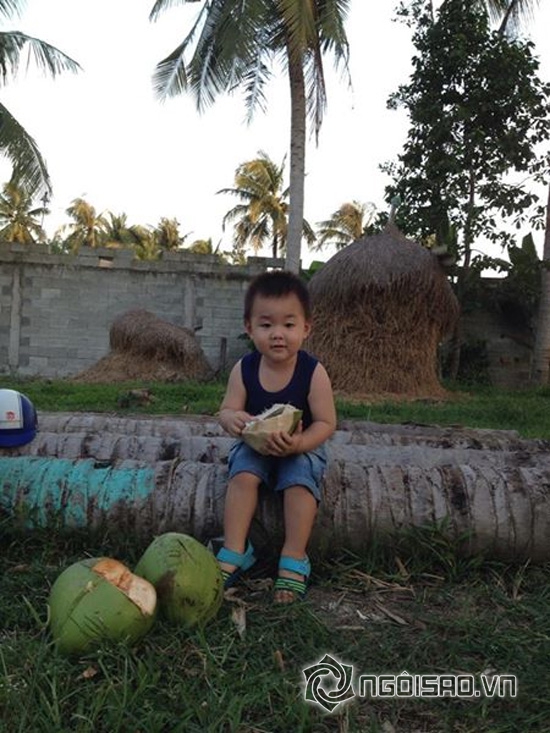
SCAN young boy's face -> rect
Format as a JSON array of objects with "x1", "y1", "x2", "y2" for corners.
[{"x1": 245, "y1": 293, "x2": 311, "y2": 363}]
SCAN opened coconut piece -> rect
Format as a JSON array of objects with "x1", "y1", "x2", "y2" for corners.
[
  {"x1": 242, "y1": 403, "x2": 302, "y2": 455},
  {"x1": 48, "y1": 558, "x2": 157, "y2": 656}
]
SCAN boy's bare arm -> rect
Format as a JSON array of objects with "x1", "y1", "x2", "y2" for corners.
[
  {"x1": 218, "y1": 361, "x2": 252, "y2": 437},
  {"x1": 264, "y1": 363, "x2": 337, "y2": 456}
]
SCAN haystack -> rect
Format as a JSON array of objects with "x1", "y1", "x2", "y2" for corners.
[
  {"x1": 306, "y1": 226, "x2": 459, "y2": 396},
  {"x1": 73, "y1": 309, "x2": 213, "y2": 383}
]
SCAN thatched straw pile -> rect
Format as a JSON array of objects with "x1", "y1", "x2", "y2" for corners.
[
  {"x1": 306, "y1": 226, "x2": 459, "y2": 396},
  {"x1": 73, "y1": 308, "x2": 213, "y2": 383}
]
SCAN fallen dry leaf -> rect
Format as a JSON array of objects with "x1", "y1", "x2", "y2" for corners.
[
  {"x1": 231, "y1": 606, "x2": 246, "y2": 638},
  {"x1": 273, "y1": 649, "x2": 285, "y2": 672},
  {"x1": 374, "y1": 601, "x2": 409, "y2": 626},
  {"x1": 79, "y1": 665, "x2": 99, "y2": 680}
]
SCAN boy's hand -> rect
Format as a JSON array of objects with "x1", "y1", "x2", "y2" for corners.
[
  {"x1": 222, "y1": 410, "x2": 253, "y2": 437},
  {"x1": 264, "y1": 422, "x2": 304, "y2": 456}
]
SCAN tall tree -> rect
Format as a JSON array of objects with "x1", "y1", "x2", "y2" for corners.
[
  {"x1": 219, "y1": 151, "x2": 291, "y2": 258},
  {"x1": 313, "y1": 200, "x2": 376, "y2": 251},
  {"x1": 385, "y1": 0, "x2": 550, "y2": 377},
  {"x1": 480, "y1": 0, "x2": 549, "y2": 384},
  {"x1": 531, "y1": 186, "x2": 550, "y2": 383},
  {"x1": 149, "y1": 0, "x2": 350, "y2": 273},
  {"x1": 0, "y1": 1, "x2": 80, "y2": 195},
  {"x1": 479, "y1": 0, "x2": 539, "y2": 35},
  {"x1": 0, "y1": 179, "x2": 47, "y2": 243},
  {"x1": 103, "y1": 212, "x2": 140, "y2": 248},
  {"x1": 58, "y1": 198, "x2": 108, "y2": 252},
  {"x1": 186, "y1": 237, "x2": 228, "y2": 261},
  {"x1": 129, "y1": 224, "x2": 161, "y2": 261},
  {"x1": 154, "y1": 216, "x2": 186, "y2": 251}
]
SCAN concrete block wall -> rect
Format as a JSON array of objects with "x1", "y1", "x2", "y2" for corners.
[
  {"x1": 0, "y1": 242, "x2": 280, "y2": 378},
  {"x1": 0, "y1": 242, "x2": 534, "y2": 388}
]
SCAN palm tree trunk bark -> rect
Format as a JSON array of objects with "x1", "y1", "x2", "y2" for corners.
[
  {"x1": 285, "y1": 53, "x2": 307, "y2": 274},
  {"x1": 448, "y1": 166, "x2": 476, "y2": 380},
  {"x1": 531, "y1": 182, "x2": 550, "y2": 385},
  {"x1": 3, "y1": 413, "x2": 550, "y2": 561}
]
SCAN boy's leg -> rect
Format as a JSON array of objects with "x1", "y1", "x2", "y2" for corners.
[
  {"x1": 218, "y1": 471, "x2": 261, "y2": 576},
  {"x1": 276, "y1": 484, "x2": 318, "y2": 603}
]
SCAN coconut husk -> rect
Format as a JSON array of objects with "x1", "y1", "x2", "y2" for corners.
[
  {"x1": 73, "y1": 309, "x2": 213, "y2": 383},
  {"x1": 242, "y1": 404, "x2": 303, "y2": 455},
  {"x1": 307, "y1": 226, "x2": 459, "y2": 396}
]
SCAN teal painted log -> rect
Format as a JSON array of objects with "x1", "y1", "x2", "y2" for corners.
[
  {"x1": 0, "y1": 457, "x2": 157, "y2": 531},
  {"x1": 0, "y1": 456, "x2": 231, "y2": 540}
]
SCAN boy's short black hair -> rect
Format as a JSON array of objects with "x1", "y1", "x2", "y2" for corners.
[{"x1": 244, "y1": 270, "x2": 311, "y2": 322}]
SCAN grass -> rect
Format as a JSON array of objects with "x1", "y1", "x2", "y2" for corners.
[
  {"x1": 2, "y1": 524, "x2": 550, "y2": 732},
  {"x1": 1, "y1": 376, "x2": 550, "y2": 731},
  {"x1": 1, "y1": 375, "x2": 550, "y2": 439}
]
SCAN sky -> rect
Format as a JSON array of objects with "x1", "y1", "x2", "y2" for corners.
[{"x1": 1, "y1": 0, "x2": 549, "y2": 265}]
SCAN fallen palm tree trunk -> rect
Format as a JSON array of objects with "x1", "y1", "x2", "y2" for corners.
[
  {"x1": 6, "y1": 412, "x2": 544, "y2": 460},
  {"x1": 2, "y1": 413, "x2": 550, "y2": 561}
]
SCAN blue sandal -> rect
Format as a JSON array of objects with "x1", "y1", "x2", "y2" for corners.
[
  {"x1": 274, "y1": 555, "x2": 311, "y2": 602},
  {"x1": 216, "y1": 541, "x2": 256, "y2": 588}
]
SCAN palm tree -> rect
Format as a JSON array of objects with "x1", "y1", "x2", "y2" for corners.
[
  {"x1": 154, "y1": 217, "x2": 186, "y2": 251},
  {"x1": 0, "y1": 2, "x2": 80, "y2": 195},
  {"x1": 103, "y1": 212, "x2": 139, "y2": 248},
  {"x1": 58, "y1": 198, "x2": 108, "y2": 252},
  {"x1": 129, "y1": 224, "x2": 161, "y2": 261},
  {"x1": 186, "y1": 237, "x2": 214, "y2": 255},
  {"x1": 149, "y1": 0, "x2": 350, "y2": 273},
  {"x1": 479, "y1": 0, "x2": 539, "y2": 34},
  {"x1": 0, "y1": 180, "x2": 47, "y2": 243},
  {"x1": 313, "y1": 200, "x2": 376, "y2": 252},
  {"x1": 219, "y1": 151, "x2": 290, "y2": 258},
  {"x1": 185, "y1": 237, "x2": 229, "y2": 262}
]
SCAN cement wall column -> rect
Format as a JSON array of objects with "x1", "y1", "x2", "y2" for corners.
[
  {"x1": 8, "y1": 265, "x2": 21, "y2": 370},
  {"x1": 183, "y1": 275, "x2": 196, "y2": 330}
]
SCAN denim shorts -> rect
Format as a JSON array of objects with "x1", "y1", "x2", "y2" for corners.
[{"x1": 227, "y1": 441, "x2": 328, "y2": 503}]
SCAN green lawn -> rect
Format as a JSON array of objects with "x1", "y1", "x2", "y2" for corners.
[
  {"x1": 1, "y1": 377, "x2": 549, "y2": 732},
  {"x1": 1, "y1": 525, "x2": 549, "y2": 732},
  {"x1": 2, "y1": 376, "x2": 550, "y2": 439}
]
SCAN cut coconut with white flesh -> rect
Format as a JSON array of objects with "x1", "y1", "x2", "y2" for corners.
[
  {"x1": 241, "y1": 403, "x2": 303, "y2": 455},
  {"x1": 48, "y1": 557, "x2": 157, "y2": 656}
]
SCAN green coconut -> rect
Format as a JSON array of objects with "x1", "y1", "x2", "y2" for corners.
[
  {"x1": 48, "y1": 557, "x2": 157, "y2": 656},
  {"x1": 134, "y1": 532, "x2": 223, "y2": 627},
  {"x1": 242, "y1": 403, "x2": 303, "y2": 455}
]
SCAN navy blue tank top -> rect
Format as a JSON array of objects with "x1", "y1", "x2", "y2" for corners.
[{"x1": 241, "y1": 350, "x2": 318, "y2": 429}]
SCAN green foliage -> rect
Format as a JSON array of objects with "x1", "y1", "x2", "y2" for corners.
[
  {"x1": 218, "y1": 151, "x2": 291, "y2": 259},
  {"x1": 300, "y1": 259, "x2": 325, "y2": 281},
  {"x1": 0, "y1": 6, "x2": 80, "y2": 195},
  {"x1": 441, "y1": 338, "x2": 492, "y2": 385},
  {"x1": 0, "y1": 180, "x2": 47, "y2": 243},
  {"x1": 2, "y1": 376, "x2": 550, "y2": 439},
  {"x1": 490, "y1": 233, "x2": 543, "y2": 326},
  {"x1": 150, "y1": 0, "x2": 350, "y2": 134},
  {"x1": 3, "y1": 524, "x2": 550, "y2": 731},
  {"x1": 57, "y1": 198, "x2": 109, "y2": 251},
  {"x1": 0, "y1": 378, "x2": 226, "y2": 416},
  {"x1": 150, "y1": 0, "x2": 351, "y2": 271},
  {"x1": 313, "y1": 200, "x2": 376, "y2": 252},
  {"x1": 385, "y1": 0, "x2": 550, "y2": 259}
]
